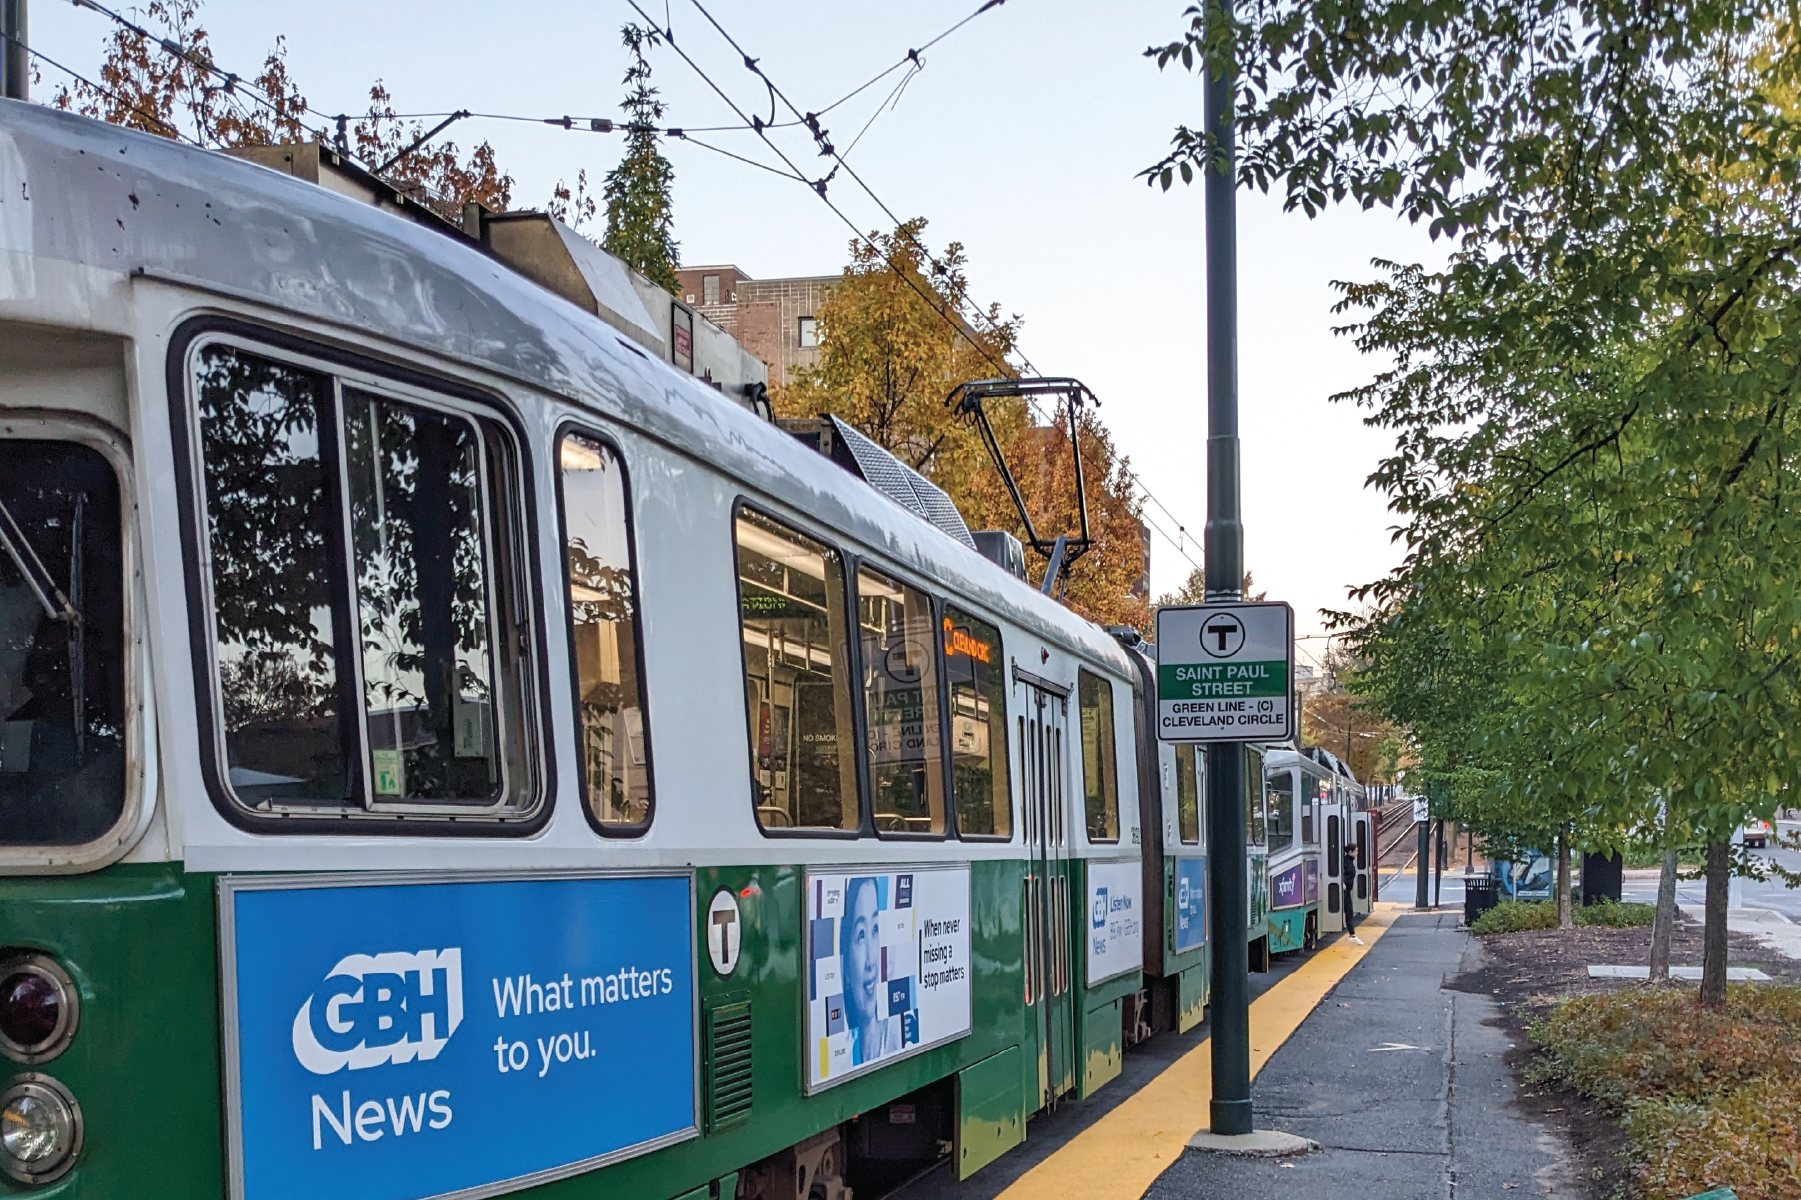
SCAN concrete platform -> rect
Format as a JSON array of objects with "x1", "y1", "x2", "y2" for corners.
[{"x1": 1145, "y1": 911, "x2": 1582, "y2": 1199}]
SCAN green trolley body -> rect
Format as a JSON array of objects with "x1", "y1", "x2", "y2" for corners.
[{"x1": 0, "y1": 101, "x2": 1189, "y2": 1200}]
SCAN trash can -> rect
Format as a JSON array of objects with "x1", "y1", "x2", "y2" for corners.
[
  {"x1": 1581, "y1": 852, "x2": 1623, "y2": 905},
  {"x1": 1464, "y1": 875, "x2": 1499, "y2": 926}
]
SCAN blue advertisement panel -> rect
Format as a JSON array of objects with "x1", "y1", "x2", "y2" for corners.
[
  {"x1": 1174, "y1": 857, "x2": 1206, "y2": 953},
  {"x1": 1495, "y1": 852, "x2": 1554, "y2": 900},
  {"x1": 222, "y1": 874, "x2": 696, "y2": 1200}
]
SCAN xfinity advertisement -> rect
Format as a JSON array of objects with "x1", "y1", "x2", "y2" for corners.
[{"x1": 222, "y1": 874, "x2": 697, "y2": 1200}]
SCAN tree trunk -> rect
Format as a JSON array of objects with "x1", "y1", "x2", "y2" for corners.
[
  {"x1": 1556, "y1": 823, "x2": 1573, "y2": 930},
  {"x1": 1701, "y1": 839, "x2": 1729, "y2": 1009},
  {"x1": 1649, "y1": 847, "x2": 1678, "y2": 983}
]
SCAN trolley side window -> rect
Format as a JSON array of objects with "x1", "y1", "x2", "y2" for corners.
[
  {"x1": 943, "y1": 606, "x2": 1008, "y2": 839},
  {"x1": 1077, "y1": 668, "x2": 1119, "y2": 842},
  {"x1": 191, "y1": 344, "x2": 537, "y2": 818},
  {"x1": 1174, "y1": 742, "x2": 1201, "y2": 845},
  {"x1": 1266, "y1": 767, "x2": 1296, "y2": 851},
  {"x1": 734, "y1": 508, "x2": 859, "y2": 832},
  {"x1": 0, "y1": 441, "x2": 126, "y2": 846},
  {"x1": 558, "y1": 432, "x2": 651, "y2": 832},
  {"x1": 1247, "y1": 748, "x2": 1268, "y2": 847},
  {"x1": 857, "y1": 567, "x2": 945, "y2": 835}
]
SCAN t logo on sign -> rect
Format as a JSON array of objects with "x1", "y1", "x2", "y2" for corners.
[{"x1": 1200, "y1": 616, "x2": 1245, "y2": 658}]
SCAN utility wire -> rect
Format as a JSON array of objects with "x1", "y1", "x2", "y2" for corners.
[
  {"x1": 625, "y1": 0, "x2": 1009, "y2": 373},
  {"x1": 65, "y1": 0, "x2": 338, "y2": 144},
  {"x1": 379, "y1": 0, "x2": 1006, "y2": 142},
  {"x1": 12, "y1": 34, "x2": 188, "y2": 142},
  {"x1": 380, "y1": 109, "x2": 792, "y2": 135},
  {"x1": 57, "y1": 0, "x2": 1206, "y2": 583},
  {"x1": 682, "y1": 0, "x2": 1021, "y2": 358},
  {"x1": 638, "y1": 0, "x2": 1207, "y2": 578},
  {"x1": 670, "y1": 1, "x2": 1207, "y2": 576}
]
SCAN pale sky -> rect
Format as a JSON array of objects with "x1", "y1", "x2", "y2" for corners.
[{"x1": 31, "y1": 0, "x2": 1443, "y2": 664}]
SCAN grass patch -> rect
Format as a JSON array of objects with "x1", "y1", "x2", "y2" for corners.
[
  {"x1": 1620, "y1": 845, "x2": 1706, "y2": 870},
  {"x1": 1469, "y1": 898, "x2": 1656, "y2": 935},
  {"x1": 1530, "y1": 986, "x2": 1801, "y2": 1199}
]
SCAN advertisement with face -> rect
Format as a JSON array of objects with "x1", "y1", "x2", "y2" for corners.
[{"x1": 804, "y1": 865, "x2": 971, "y2": 1091}]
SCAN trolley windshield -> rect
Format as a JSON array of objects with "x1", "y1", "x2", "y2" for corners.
[{"x1": 0, "y1": 440, "x2": 126, "y2": 847}]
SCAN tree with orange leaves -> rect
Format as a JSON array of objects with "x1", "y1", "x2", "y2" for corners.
[
  {"x1": 49, "y1": 0, "x2": 520, "y2": 218},
  {"x1": 776, "y1": 218, "x2": 1149, "y2": 629}
]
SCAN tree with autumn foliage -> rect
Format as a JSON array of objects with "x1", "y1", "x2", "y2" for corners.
[
  {"x1": 49, "y1": 0, "x2": 536, "y2": 219},
  {"x1": 776, "y1": 218, "x2": 1149, "y2": 628}
]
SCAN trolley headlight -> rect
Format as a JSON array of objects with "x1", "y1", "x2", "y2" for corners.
[
  {"x1": 0, "y1": 1075, "x2": 82, "y2": 1185},
  {"x1": 0, "y1": 956, "x2": 79, "y2": 1064}
]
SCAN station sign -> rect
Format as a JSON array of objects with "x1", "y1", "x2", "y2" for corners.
[{"x1": 1155, "y1": 601, "x2": 1295, "y2": 743}]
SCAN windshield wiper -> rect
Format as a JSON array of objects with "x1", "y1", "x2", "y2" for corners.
[{"x1": 0, "y1": 495, "x2": 80, "y2": 625}]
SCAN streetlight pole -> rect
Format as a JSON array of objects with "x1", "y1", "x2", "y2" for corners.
[
  {"x1": 1200, "y1": 0, "x2": 1252, "y2": 1139},
  {"x1": 1, "y1": 0, "x2": 27, "y2": 102}
]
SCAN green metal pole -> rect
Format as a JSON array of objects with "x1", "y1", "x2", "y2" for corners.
[
  {"x1": 1416, "y1": 818, "x2": 1431, "y2": 909},
  {"x1": 1200, "y1": 0, "x2": 1252, "y2": 1138},
  {"x1": 1, "y1": 0, "x2": 26, "y2": 102}
]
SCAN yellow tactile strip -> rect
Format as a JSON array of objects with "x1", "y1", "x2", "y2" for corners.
[{"x1": 993, "y1": 904, "x2": 1403, "y2": 1200}]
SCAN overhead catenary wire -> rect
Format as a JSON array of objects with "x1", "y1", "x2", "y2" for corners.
[
  {"x1": 63, "y1": 0, "x2": 340, "y2": 144},
  {"x1": 78, "y1": 0, "x2": 1011, "y2": 147},
  {"x1": 56, "y1": 0, "x2": 1208, "y2": 583},
  {"x1": 10, "y1": 32, "x2": 188, "y2": 142},
  {"x1": 622, "y1": 0, "x2": 1012, "y2": 374},
  {"x1": 636, "y1": 0, "x2": 1207, "y2": 578}
]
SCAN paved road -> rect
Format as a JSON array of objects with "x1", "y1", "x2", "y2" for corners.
[
  {"x1": 1379, "y1": 867, "x2": 1467, "y2": 910},
  {"x1": 1619, "y1": 820, "x2": 1801, "y2": 920},
  {"x1": 1145, "y1": 912, "x2": 1577, "y2": 1200},
  {"x1": 1384, "y1": 822, "x2": 1801, "y2": 920}
]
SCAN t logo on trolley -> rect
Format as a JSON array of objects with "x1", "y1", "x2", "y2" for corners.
[{"x1": 291, "y1": 949, "x2": 464, "y2": 1074}]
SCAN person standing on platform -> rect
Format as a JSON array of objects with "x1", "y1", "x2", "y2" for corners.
[{"x1": 1342, "y1": 841, "x2": 1363, "y2": 944}]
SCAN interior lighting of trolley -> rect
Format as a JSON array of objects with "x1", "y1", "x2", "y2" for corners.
[
  {"x1": 558, "y1": 437, "x2": 610, "y2": 472},
  {"x1": 734, "y1": 518, "x2": 831, "y2": 581}
]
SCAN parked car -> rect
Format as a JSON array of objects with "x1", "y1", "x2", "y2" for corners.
[{"x1": 1743, "y1": 818, "x2": 1773, "y2": 849}]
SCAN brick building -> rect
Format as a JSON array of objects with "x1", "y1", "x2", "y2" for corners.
[
  {"x1": 676, "y1": 265, "x2": 839, "y2": 387},
  {"x1": 674, "y1": 266, "x2": 1149, "y2": 599}
]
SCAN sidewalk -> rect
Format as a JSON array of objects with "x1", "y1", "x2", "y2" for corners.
[
  {"x1": 1677, "y1": 901, "x2": 1801, "y2": 961},
  {"x1": 1144, "y1": 911, "x2": 1579, "y2": 1200}
]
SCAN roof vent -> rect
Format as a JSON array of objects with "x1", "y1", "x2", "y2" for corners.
[
  {"x1": 779, "y1": 416, "x2": 976, "y2": 549},
  {"x1": 972, "y1": 531, "x2": 1026, "y2": 579}
]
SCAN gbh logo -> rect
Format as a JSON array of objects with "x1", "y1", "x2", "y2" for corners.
[
  {"x1": 291, "y1": 949, "x2": 464, "y2": 1075},
  {"x1": 1092, "y1": 888, "x2": 1109, "y2": 930}
]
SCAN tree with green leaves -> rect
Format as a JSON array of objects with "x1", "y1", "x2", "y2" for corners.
[
  {"x1": 602, "y1": 24, "x2": 679, "y2": 294},
  {"x1": 1148, "y1": 1, "x2": 1801, "y2": 1005}
]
